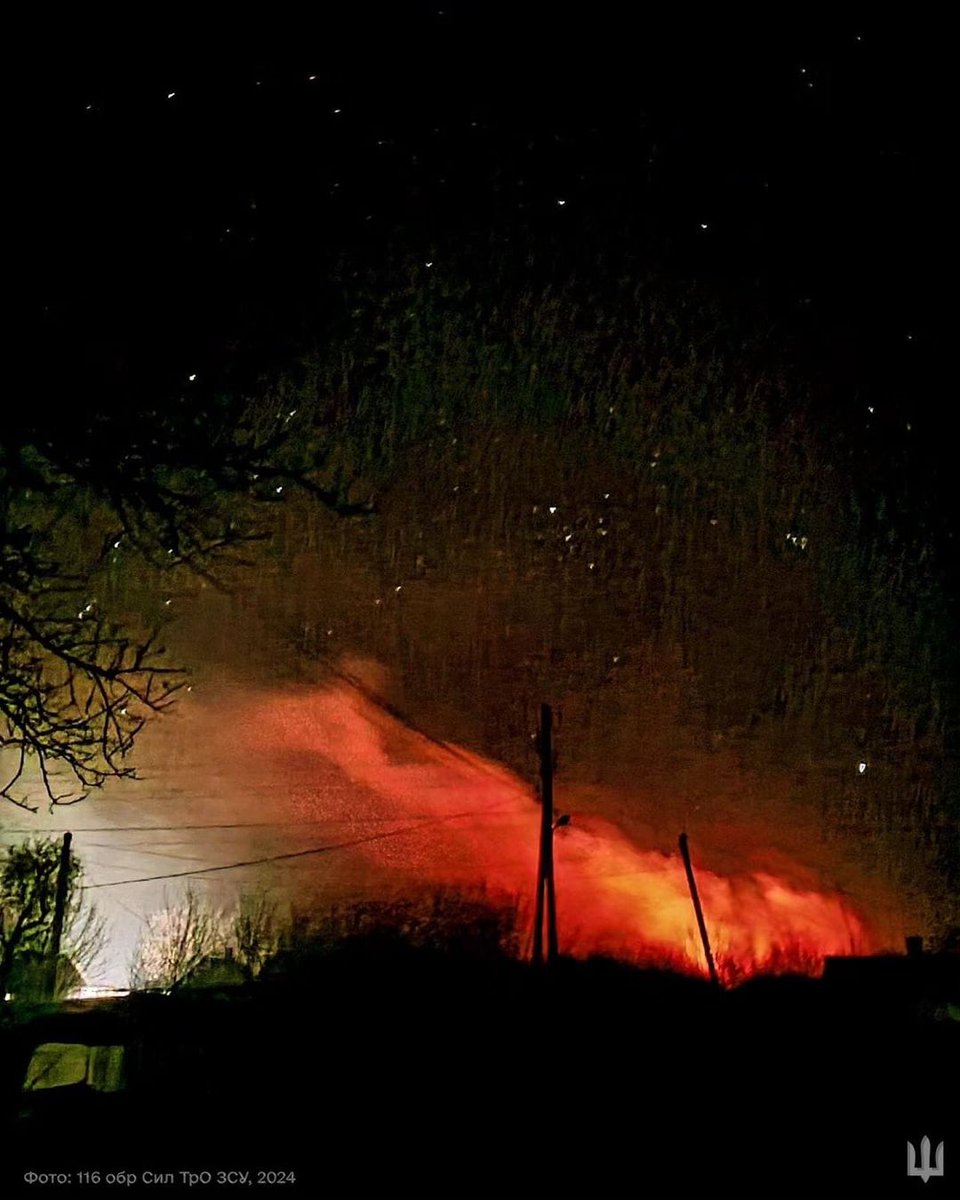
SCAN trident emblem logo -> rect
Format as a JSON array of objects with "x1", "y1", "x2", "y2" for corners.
[{"x1": 907, "y1": 1137, "x2": 944, "y2": 1183}]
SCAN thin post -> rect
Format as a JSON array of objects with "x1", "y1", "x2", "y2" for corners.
[
  {"x1": 543, "y1": 704, "x2": 558, "y2": 964},
  {"x1": 532, "y1": 703, "x2": 557, "y2": 964},
  {"x1": 678, "y1": 832, "x2": 719, "y2": 986},
  {"x1": 46, "y1": 831, "x2": 73, "y2": 1000}
]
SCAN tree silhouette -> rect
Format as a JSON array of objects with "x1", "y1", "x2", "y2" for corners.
[
  {"x1": 0, "y1": 837, "x2": 104, "y2": 999},
  {"x1": 130, "y1": 888, "x2": 223, "y2": 992},
  {"x1": 130, "y1": 888, "x2": 279, "y2": 990},
  {"x1": 1, "y1": 383, "x2": 368, "y2": 811}
]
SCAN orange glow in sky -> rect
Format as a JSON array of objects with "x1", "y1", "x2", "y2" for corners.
[{"x1": 243, "y1": 670, "x2": 871, "y2": 982}]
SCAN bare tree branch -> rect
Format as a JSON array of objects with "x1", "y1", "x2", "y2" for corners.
[{"x1": 1, "y1": 389, "x2": 371, "y2": 809}]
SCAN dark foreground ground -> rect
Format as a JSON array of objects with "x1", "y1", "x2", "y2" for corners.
[{"x1": 1, "y1": 945, "x2": 957, "y2": 1200}]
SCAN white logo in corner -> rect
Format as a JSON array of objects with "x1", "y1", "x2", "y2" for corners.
[{"x1": 907, "y1": 1137, "x2": 944, "y2": 1183}]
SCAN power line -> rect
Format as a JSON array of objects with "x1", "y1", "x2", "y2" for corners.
[
  {"x1": 105, "y1": 894, "x2": 149, "y2": 926},
  {"x1": 82, "y1": 843, "x2": 214, "y2": 864},
  {"x1": 2, "y1": 658, "x2": 529, "y2": 839},
  {"x1": 311, "y1": 653, "x2": 525, "y2": 788},
  {"x1": 0, "y1": 820, "x2": 386, "y2": 834},
  {"x1": 79, "y1": 807, "x2": 514, "y2": 890},
  {"x1": 0, "y1": 813, "x2": 523, "y2": 835}
]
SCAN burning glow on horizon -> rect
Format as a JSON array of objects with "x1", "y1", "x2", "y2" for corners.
[{"x1": 242, "y1": 667, "x2": 872, "y2": 983}]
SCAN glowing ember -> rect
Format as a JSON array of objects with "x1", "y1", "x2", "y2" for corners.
[{"x1": 242, "y1": 665, "x2": 872, "y2": 983}]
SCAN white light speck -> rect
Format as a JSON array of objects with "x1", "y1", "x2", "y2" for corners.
[
  {"x1": 858, "y1": 762, "x2": 867, "y2": 774},
  {"x1": 275, "y1": 486, "x2": 283, "y2": 494},
  {"x1": 308, "y1": 75, "x2": 317, "y2": 81},
  {"x1": 867, "y1": 406, "x2": 874, "y2": 414},
  {"x1": 167, "y1": 92, "x2": 176, "y2": 100},
  {"x1": 613, "y1": 655, "x2": 620, "y2": 664},
  {"x1": 425, "y1": 261, "x2": 433, "y2": 268},
  {"x1": 699, "y1": 223, "x2": 709, "y2": 230},
  {"x1": 395, "y1": 585, "x2": 402, "y2": 593},
  {"x1": 603, "y1": 493, "x2": 610, "y2": 500},
  {"x1": 326, "y1": 629, "x2": 333, "y2": 636},
  {"x1": 164, "y1": 599, "x2": 172, "y2": 607},
  {"x1": 557, "y1": 199, "x2": 566, "y2": 206},
  {"x1": 548, "y1": 506, "x2": 557, "y2": 514},
  {"x1": 564, "y1": 534, "x2": 572, "y2": 542},
  {"x1": 709, "y1": 518, "x2": 718, "y2": 526},
  {"x1": 188, "y1": 373, "x2": 197, "y2": 382},
  {"x1": 288, "y1": 409, "x2": 297, "y2": 417},
  {"x1": 333, "y1": 108, "x2": 341, "y2": 114}
]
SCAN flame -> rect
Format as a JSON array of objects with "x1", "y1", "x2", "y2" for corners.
[{"x1": 241, "y1": 669, "x2": 872, "y2": 982}]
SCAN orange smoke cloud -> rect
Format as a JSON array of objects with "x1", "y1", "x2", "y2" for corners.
[{"x1": 241, "y1": 664, "x2": 871, "y2": 982}]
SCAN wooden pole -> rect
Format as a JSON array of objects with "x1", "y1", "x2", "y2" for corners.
[
  {"x1": 543, "y1": 704, "x2": 558, "y2": 964},
  {"x1": 533, "y1": 703, "x2": 557, "y2": 964},
  {"x1": 46, "y1": 831, "x2": 72, "y2": 1000},
  {"x1": 678, "y1": 832, "x2": 719, "y2": 986}
]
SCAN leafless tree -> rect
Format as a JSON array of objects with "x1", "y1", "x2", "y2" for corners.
[
  {"x1": 129, "y1": 888, "x2": 225, "y2": 992},
  {"x1": 130, "y1": 887, "x2": 282, "y2": 989},
  {"x1": 230, "y1": 889, "x2": 279, "y2": 980},
  {"x1": 0, "y1": 566, "x2": 183, "y2": 811},
  {"x1": 1, "y1": 391, "x2": 369, "y2": 812}
]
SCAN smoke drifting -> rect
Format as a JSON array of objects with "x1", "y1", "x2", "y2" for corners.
[
  {"x1": 241, "y1": 658, "x2": 874, "y2": 979},
  {"x1": 0, "y1": 649, "x2": 880, "y2": 986}
]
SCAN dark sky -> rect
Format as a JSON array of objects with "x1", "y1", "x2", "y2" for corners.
[
  {"x1": 6, "y1": 3, "x2": 958, "y2": 974},
  {"x1": 19, "y1": 6, "x2": 953, "y2": 498}
]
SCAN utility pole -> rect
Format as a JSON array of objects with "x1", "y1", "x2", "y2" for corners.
[
  {"x1": 532, "y1": 703, "x2": 559, "y2": 965},
  {"x1": 678, "y1": 831, "x2": 719, "y2": 986},
  {"x1": 45, "y1": 831, "x2": 73, "y2": 1001}
]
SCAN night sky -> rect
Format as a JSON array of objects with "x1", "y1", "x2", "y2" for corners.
[
  {"x1": 8, "y1": 7, "x2": 958, "y2": 948},
  {"x1": 3, "y1": 11, "x2": 958, "y2": 1197},
  {"x1": 23, "y1": 7, "x2": 951, "y2": 452}
]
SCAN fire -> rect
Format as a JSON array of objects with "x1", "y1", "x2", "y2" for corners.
[{"x1": 242, "y1": 669, "x2": 871, "y2": 982}]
